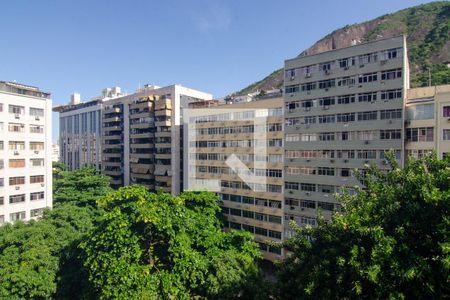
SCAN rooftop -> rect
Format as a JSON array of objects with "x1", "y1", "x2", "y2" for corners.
[{"x1": 0, "y1": 81, "x2": 51, "y2": 99}]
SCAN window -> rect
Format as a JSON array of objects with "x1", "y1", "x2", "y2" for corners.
[
  {"x1": 358, "y1": 92, "x2": 377, "y2": 102},
  {"x1": 300, "y1": 200, "x2": 316, "y2": 209},
  {"x1": 318, "y1": 185, "x2": 334, "y2": 193},
  {"x1": 9, "y1": 176, "x2": 25, "y2": 185},
  {"x1": 30, "y1": 125, "x2": 44, "y2": 133},
  {"x1": 319, "y1": 132, "x2": 335, "y2": 141},
  {"x1": 358, "y1": 52, "x2": 378, "y2": 64},
  {"x1": 357, "y1": 111, "x2": 377, "y2": 121},
  {"x1": 0, "y1": 197, "x2": 3, "y2": 205},
  {"x1": 358, "y1": 72, "x2": 377, "y2": 83},
  {"x1": 337, "y1": 94, "x2": 355, "y2": 104},
  {"x1": 30, "y1": 158, "x2": 44, "y2": 167},
  {"x1": 380, "y1": 109, "x2": 402, "y2": 120},
  {"x1": 255, "y1": 227, "x2": 267, "y2": 236},
  {"x1": 229, "y1": 208, "x2": 241, "y2": 216},
  {"x1": 30, "y1": 175, "x2": 44, "y2": 184},
  {"x1": 8, "y1": 123, "x2": 25, "y2": 132},
  {"x1": 381, "y1": 89, "x2": 402, "y2": 100},
  {"x1": 30, "y1": 191, "x2": 45, "y2": 201},
  {"x1": 301, "y1": 82, "x2": 316, "y2": 92},
  {"x1": 319, "y1": 61, "x2": 333, "y2": 71},
  {"x1": 29, "y1": 108, "x2": 44, "y2": 117},
  {"x1": 319, "y1": 97, "x2": 335, "y2": 106},
  {"x1": 337, "y1": 113, "x2": 355, "y2": 123},
  {"x1": 380, "y1": 129, "x2": 401, "y2": 140},
  {"x1": 337, "y1": 76, "x2": 355, "y2": 87},
  {"x1": 269, "y1": 230, "x2": 282, "y2": 240},
  {"x1": 406, "y1": 104, "x2": 434, "y2": 120},
  {"x1": 268, "y1": 215, "x2": 282, "y2": 224},
  {"x1": 380, "y1": 48, "x2": 402, "y2": 60},
  {"x1": 443, "y1": 129, "x2": 450, "y2": 140},
  {"x1": 340, "y1": 168, "x2": 351, "y2": 177},
  {"x1": 318, "y1": 115, "x2": 335, "y2": 124},
  {"x1": 319, "y1": 79, "x2": 336, "y2": 89},
  {"x1": 9, "y1": 159, "x2": 25, "y2": 168},
  {"x1": 30, "y1": 142, "x2": 44, "y2": 150},
  {"x1": 443, "y1": 106, "x2": 450, "y2": 118},
  {"x1": 300, "y1": 183, "x2": 316, "y2": 192},
  {"x1": 9, "y1": 105, "x2": 24, "y2": 115},
  {"x1": 318, "y1": 167, "x2": 334, "y2": 176},
  {"x1": 338, "y1": 57, "x2": 355, "y2": 68},
  {"x1": 0, "y1": 141, "x2": 3, "y2": 150},
  {"x1": 406, "y1": 127, "x2": 434, "y2": 142},
  {"x1": 285, "y1": 85, "x2": 299, "y2": 94},
  {"x1": 9, "y1": 141, "x2": 25, "y2": 150},
  {"x1": 285, "y1": 182, "x2": 299, "y2": 190},
  {"x1": 10, "y1": 211, "x2": 26, "y2": 221},
  {"x1": 357, "y1": 150, "x2": 377, "y2": 159},
  {"x1": 9, "y1": 194, "x2": 25, "y2": 204},
  {"x1": 0, "y1": 178, "x2": 3, "y2": 187},
  {"x1": 30, "y1": 208, "x2": 45, "y2": 218},
  {"x1": 318, "y1": 202, "x2": 335, "y2": 211}
]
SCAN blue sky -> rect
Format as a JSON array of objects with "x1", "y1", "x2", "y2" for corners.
[{"x1": 0, "y1": 0, "x2": 435, "y2": 141}]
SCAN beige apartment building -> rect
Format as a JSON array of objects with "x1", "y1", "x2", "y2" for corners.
[
  {"x1": 406, "y1": 85, "x2": 450, "y2": 159},
  {"x1": 187, "y1": 93, "x2": 284, "y2": 261},
  {"x1": 283, "y1": 36, "x2": 409, "y2": 237}
]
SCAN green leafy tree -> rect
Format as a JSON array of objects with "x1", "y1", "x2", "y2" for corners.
[
  {"x1": 0, "y1": 165, "x2": 112, "y2": 299},
  {"x1": 277, "y1": 154, "x2": 450, "y2": 299},
  {"x1": 0, "y1": 204, "x2": 96, "y2": 299},
  {"x1": 53, "y1": 166, "x2": 113, "y2": 207},
  {"x1": 80, "y1": 186, "x2": 262, "y2": 299}
]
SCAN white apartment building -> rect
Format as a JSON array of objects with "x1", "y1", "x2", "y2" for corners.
[
  {"x1": 55, "y1": 84, "x2": 213, "y2": 194},
  {"x1": 54, "y1": 87, "x2": 125, "y2": 170},
  {"x1": 0, "y1": 81, "x2": 53, "y2": 224}
]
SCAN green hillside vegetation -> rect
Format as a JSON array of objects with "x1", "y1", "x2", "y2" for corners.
[{"x1": 237, "y1": 1, "x2": 450, "y2": 95}]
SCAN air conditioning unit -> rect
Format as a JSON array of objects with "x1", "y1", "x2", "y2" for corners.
[
  {"x1": 34, "y1": 150, "x2": 39, "y2": 154},
  {"x1": 14, "y1": 151, "x2": 19, "y2": 155},
  {"x1": 322, "y1": 106, "x2": 329, "y2": 110},
  {"x1": 325, "y1": 88, "x2": 329, "y2": 92},
  {"x1": 289, "y1": 190, "x2": 293, "y2": 194},
  {"x1": 364, "y1": 141, "x2": 370, "y2": 145},
  {"x1": 290, "y1": 206, "x2": 295, "y2": 210},
  {"x1": 307, "y1": 91, "x2": 311, "y2": 95},
  {"x1": 305, "y1": 73, "x2": 311, "y2": 78},
  {"x1": 388, "y1": 120, "x2": 393, "y2": 124},
  {"x1": 359, "y1": 64, "x2": 365, "y2": 68},
  {"x1": 305, "y1": 192, "x2": 311, "y2": 195},
  {"x1": 290, "y1": 76, "x2": 295, "y2": 81},
  {"x1": 380, "y1": 60, "x2": 387, "y2": 65},
  {"x1": 15, "y1": 114, "x2": 20, "y2": 119},
  {"x1": 35, "y1": 116, "x2": 40, "y2": 121},
  {"x1": 305, "y1": 107, "x2": 311, "y2": 111},
  {"x1": 344, "y1": 66, "x2": 349, "y2": 70},
  {"x1": 41, "y1": 183, "x2": 45, "y2": 187},
  {"x1": 344, "y1": 159, "x2": 349, "y2": 163},
  {"x1": 330, "y1": 159, "x2": 335, "y2": 163},
  {"x1": 15, "y1": 186, "x2": 20, "y2": 190},
  {"x1": 325, "y1": 69, "x2": 330, "y2": 75}
]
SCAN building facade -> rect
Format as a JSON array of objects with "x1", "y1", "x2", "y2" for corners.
[
  {"x1": 283, "y1": 36, "x2": 409, "y2": 237},
  {"x1": 187, "y1": 93, "x2": 285, "y2": 261},
  {"x1": 405, "y1": 85, "x2": 450, "y2": 159},
  {"x1": 54, "y1": 87, "x2": 125, "y2": 171},
  {"x1": 0, "y1": 81, "x2": 53, "y2": 224}
]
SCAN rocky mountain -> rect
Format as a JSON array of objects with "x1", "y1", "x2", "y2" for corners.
[{"x1": 236, "y1": 1, "x2": 450, "y2": 95}]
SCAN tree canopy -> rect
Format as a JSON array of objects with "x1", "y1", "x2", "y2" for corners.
[
  {"x1": 277, "y1": 154, "x2": 450, "y2": 299},
  {"x1": 81, "y1": 186, "x2": 262, "y2": 299}
]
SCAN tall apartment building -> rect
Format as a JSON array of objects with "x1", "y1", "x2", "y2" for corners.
[
  {"x1": 187, "y1": 92, "x2": 285, "y2": 261},
  {"x1": 100, "y1": 84, "x2": 212, "y2": 191},
  {"x1": 405, "y1": 85, "x2": 450, "y2": 159},
  {"x1": 54, "y1": 87, "x2": 125, "y2": 170},
  {"x1": 0, "y1": 81, "x2": 52, "y2": 224},
  {"x1": 283, "y1": 36, "x2": 409, "y2": 236}
]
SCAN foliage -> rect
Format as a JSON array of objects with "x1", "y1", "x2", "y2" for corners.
[
  {"x1": 53, "y1": 166, "x2": 113, "y2": 207},
  {"x1": 277, "y1": 153, "x2": 450, "y2": 299},
  {"x1": 0, "y1": 163, "x2": 111, "y2": 299},
  {"x1": 80, "y1": 186, "x2": 262, "y2": 299},
  {"x1": 0, "y1": 204, "x2": 96, "y2": 299}
]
